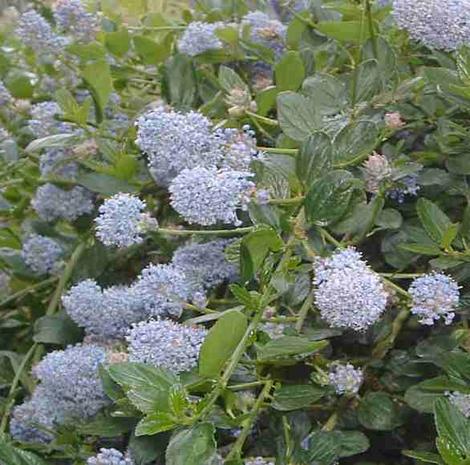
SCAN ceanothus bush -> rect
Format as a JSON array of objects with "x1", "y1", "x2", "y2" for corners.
[{"x1": 2, "y1": 0, "x2": 470, "y2": 464}]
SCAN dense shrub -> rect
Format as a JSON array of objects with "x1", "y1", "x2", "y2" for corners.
[{"x1": 0, "y1": 1, "x2": 470, "y2": 464}]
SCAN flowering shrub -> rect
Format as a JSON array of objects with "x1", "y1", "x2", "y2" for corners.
[{"x1": 1, "y1": 0, "x2": 470, "y2": 464}]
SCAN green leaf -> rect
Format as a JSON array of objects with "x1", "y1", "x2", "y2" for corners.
[
  {"x1": 78, "y1": 415, "x2": 135, "y2": 437},
  {"x1": 417, "y1": 198, "x2": 453, "y2": 244},
  {"x1": 441, "y1": 224, "x2": 459, "y2": 250},
  {"x1": 0, "y1": 436, "x2": 49, "y2": 465},
  {"x1": 335, "y1": 431, "x2": 370, "y2": 458},
  {"x1": 277, "y1": 92, "x2": 321, "y2": 141},
  {"x1": 436, "y1": 437, "x2": 465, "y2": 465},
  {"x1": 166, "y1": 423, "x2": 216, "y2": 465},
  {"x1": 25, "y1": 133, "x2": 79, "y2": 153},
  {"x1": 275, "y1": 51, "x2": 305, "y2": 92},
  {"x1": 77, "y1": 172, "x2": 136, "y2": 195},
  {"x1": 136, "y1": 412, "x2": 177, "y2": 436},
  {"x1": 296, "y1": 132, "x2": 333, "y2": 186},
  {"x1": 304, "y1": 431, "x2": 338, "y2": 464},
  {"x1": 82, "y1": 60, "x2": 113, "y2": 118},
  {"x1": 358, "y1": 392, "x2": 406, "y2": 431},
  {"x1": 399, "y1": 243, "x2": 441, "y2": 256},
  {"x1": 434, "y1": 398, "x2": 470, "y2": 457},
  {"x1": 404, "y1": 377, "x2": 457, "y2": 413},
  {"x1": 199, "y1": 310, "x2": 248, "y2": 378},
  {"x1": 257, "y1": 336, "x2": 328, "y2": 364},
  {"x1": 219, "y1": 66, "x2": 248, "y2": 93},
  {"x1": 129, "y1": 431, "x2": 168, "y2": 465},
  {"x1": 333, "y1": 120, "x2": 379, "y2": 165},
  {"x1": 5, "y1": 71, "x2": 34, "y2": 98},
  {"x1": 33, "y1": 313, "x2": 82, "y2": 346},
  {"x1": 163, "y1": 54, "x2": 197, "y2": 109},
  {"x1": 315, "y1": 20, "x2": 374, "y2": 44},
  {"x1": 353, "y1": 59, "x2": 382, "y2": 102},
  {"x1": 133, "y1": 35, "x2": 172, "y2": 65},
  {"x1": 302, "y1": 73, "x2": 348, "y2": 115},
  {"x1": 402, "y1": 450, "x2": 443, "y2": 464},
  {"x1": 376, "y1": 208, "x2": 402, "y2": 229},
  {"x1": 304, "y1": 170, "x2": 358, "y2": 225},
  {"x1": 105, "y1": 28, "x2": 131, "y2": 56},
  {"x1": 240, "y1": 227, "x2": 283, "y2": 281},
  {"x1": 272, "y1": 384, "x2": 326, "y2": 411},
  {"x1": 108, "y1": 362, "x2": 178, "y2": 414}
]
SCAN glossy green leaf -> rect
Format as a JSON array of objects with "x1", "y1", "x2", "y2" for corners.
[
  {"x1": 275, "y1": 51, "x2": 305, "y2": 92},
  {"x1": 199, "y1": 310, "x2": 248, "y2": 378},
  {"x1": 82, "y1": 60, "x2": 113, "y2": 117},
  {"x1": 358, "y1": 392, "x2": 406, "y2": 431},
  {"x1": 257, "y1": 336, "x2": 328, "y2": 364},
  {"x1": 272, "y1": 384, "x2": 326, "y2": 411},
  {"x1": 417, "y1": 198, "x2": 453, "y2": 244},
  {"x1": 296, "y1": 132, "x2": 333, "y2": 186},
  {"x1": 166, "y1": 423, "x2": 216, "y2": 465}
]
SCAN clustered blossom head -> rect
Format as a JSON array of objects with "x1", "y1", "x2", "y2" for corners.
[
  {"x1": 133, "y1": 263, "x2": 191, "y2": 318},
  {"x1": 62, "y1": 280, "x2": 150, "y2": 339},
  {"x1": 384, "y1": 111, "x2": 405, "y2": 129},
  {"x1": 39, "y1": 148, "x2": 78, "y2": 180},
  {"x1": 169, "y1": 167, "x2": 254, "y2": 226},
  {"x1": 409, "y1": 273, "x2": 460, "y2": 325},
  {"x1": 215, "y1": 125, "x2": 258, "y2": 171},
  {"x1": 392, "y1": 0, "x2": 470, "y2": 51},
  {"x1": 313, "y1": 248, "x2": 388, "y2": 331},
  {"x1": 53, "y1": 0, "x2": 99, "y2": 42},
  {"x1": 28, "y1": 101, "x2": 73, "y2": 138},
  {"x1": 242, "y1": 11, "x2": 286, "y2": 59},
  {"x1": 127, "y1": 319, "x2": 207, "y2": 374},
  {"x1": 171, "y1": 239, "x2": 238, "y2": 295},
  {"x1": 328, "y1": 363, "x2": 364, "y2": 395},
  {"x1": 95, "y1": 194, "x2": 157, "y2": 248},
  {"x1": 87, "y1": 448, "x2": 133, "y2": 465},
  {"x1": 32, "y1": 183, "x2": 94, "y2": 222},
  {"x1": 33, "y1": 344, "x2": 110, "y2": 419},
  {"x1": 21, "y1": 234, "x2": 62, "y2": 275},
  {"x1": 447, "y1": 391, "x2": 470, "y2": 418},
  {"x1": 15, "y1": 9, "x2": 67, "y2": 59},
  {"x1": 136, "y1": 107, "x2": 221, "y2": 185},
  {"x1": 178, "y1": 21, "x2": 224, "y2": 56}
]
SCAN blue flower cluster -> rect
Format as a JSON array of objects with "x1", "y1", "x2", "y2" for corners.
[
  {"x1": 95, "y1": 194, "x2": 158, "y2": 248},
  {"x1": 409, "y1": 272, "x2": 460, "y2": 325},
  {"x1": 21, "y1": 234, "x2": 62, "y2": 275},
  {"x1": 87, "y1": 448, "x2": 133, "y2": 465},
  {"x1": 32, "y1": 183, "x2": 94, "y2": 222},
  {"x1": 313, "y1": 248, "x2": 388, "y2": 331},
  {"x1": 11, "y1": 344, "x2": 109, "y2": 443},
  {"x1": 392, "y1": 0, "x2": 470, "y2": 51},
  {"x1": 448, "y1": 391, "x2": 470, "y2": 418},
  {"x1": 53, "y1": 0, "x2": 99, "y2": 42},
  {"x1": 127, "y1": 319, "x2": 207, "y2": 374},
  {"x1": 178, "y1": 21, "x2": 224, "y2": 56},
  {"x1": 0, "y1": 81, "x2": 12, "y2": 106},
  {"x1": 328, "y1": 363, "x2": 364, "y2": 395},
  {"x1": 28, "y1": 101, "x2": 73, "y2": 138},
  {"x1": 15, "y1": 10, "x2": 68, "y2": 60},
  {"x1": 39, "y1": 148, "x2": 78, "y2": 180}
]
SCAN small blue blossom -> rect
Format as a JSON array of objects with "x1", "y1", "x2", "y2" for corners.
[
  {"x1": 39, "y1": 148, "x2": 78, "y2": 180},
  {"x1": 409, "y1": 273, "x2": 460, "y2": 325},
  {"x1": 32, "y1": 344, "x2": 110, "y2": 420},
  {"x1": 169, "y1": 167, "x2": 255, "y2": 226},
  {"x1": 242, "y1": 11, "x2": 286, "y2": 59},
  {"x1": 215, "y1": 125, "x2": 258, "y2": 171},
  {"x1": 21, "y1": 234, "x2": 62, "y2": 275},
  {"x1": 87, "y1": 448, "x2": 133, "y2": 465},
  {"x1": 178, "y1": 21, "x2": 224, "y2": 56},
  {"x1": 132, "y1": 264, "x2": 191, "y2": 318},
  {"x1": 53, "y1": 0, "x2": 99, "y2": 42},
  {"x1": 127, "y1": 319, "x2": 207, "y2": 374},
  {"x1": 328, "y1": 363, "x2": 364, "y2": 395},
  {"x1": 136, "y1": 107, "x2": 221, "y2": 185},
  {"x1": 32, "y1": 183, "x2": 94, "y2": 222},
  {"x1": 171, "y1": 239, "x2": 239, "y2": 295},
  {"x1": 392, "y1": 0, "x2": 470, "y2": 51},
  {"x1": 95, "y1": 194, "x2": 157, "y2": 248},
  {"x1": 313, "y1": 248, "x2": 388, "y2": 331}
]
